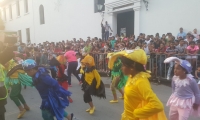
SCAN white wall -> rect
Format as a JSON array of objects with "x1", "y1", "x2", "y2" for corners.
[
  {"x1": 32, "y1": 0, "x2": 103, "y2": 43},
  {"x1": 139, "y1": 0, "x2": 200, "y2": 37},
  {"x1": 4, "y1": 0, "x2": 34, "y2": 43}
]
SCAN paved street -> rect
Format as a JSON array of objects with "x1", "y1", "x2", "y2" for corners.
[{"x1": 5, "y1": 77, "x2": 199, "y2": 120}]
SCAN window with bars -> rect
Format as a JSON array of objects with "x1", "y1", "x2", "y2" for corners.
[
  {"x1": 24, "y1": 0, "x2": 28, "y2": 13},
  {"x1": 9, "y1": 5, "x2": 12, "y2": 19},
  {"x1": 16, "y1": 0, "x2": 20, "y2": 16},
  {"x1": 39, "y1": 5, "x2": 45, "y2": 24},
  {"x1": 18, "y1": 30, "x2": 22, "y2": 42},
  {"x1": 26, "y1": 28, "x2": 30, "y2": 44},
  {"x1": 3, "y1": 8, "x2": 6, "y2": 21}
]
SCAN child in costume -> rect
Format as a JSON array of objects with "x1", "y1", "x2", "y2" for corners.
[
  {"x1": 81, "y1": 54, "x2": 106, "y2": 115},
  {"x1": 109, "y1": 49, "x2": 167, "y2": 120},
  {"x1": 164, "y1": 57, "x2": 200, "y2": 120},
  {"x1": 56, "y1": 54, "x2": 73, "y2": 103},
  {"x1": 108, "y1": 55, "x2": 128, "y2": 103},
  {"x1": 21, "y1": 59, "x2": 73, "y2": 120},
  {"x1": 5, "y1": 59, "x2": 33, "y2": 119}
]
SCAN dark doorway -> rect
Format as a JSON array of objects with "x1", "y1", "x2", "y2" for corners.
[{"x1": 117, "y1": 11, "x2": 134, "y2": 37}]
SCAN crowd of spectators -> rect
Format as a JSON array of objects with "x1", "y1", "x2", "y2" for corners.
[{"x1": 16, "y1": 27, "x2": 200, "y2": 80}]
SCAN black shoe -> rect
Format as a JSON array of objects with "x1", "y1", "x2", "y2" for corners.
[{"x1": 71, "y1": 113, "x2": 74, "y2": 120}]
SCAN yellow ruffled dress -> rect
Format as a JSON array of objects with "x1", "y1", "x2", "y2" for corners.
[{"x1": 121, "y1": 72, "x2": 167, "y2": 120}]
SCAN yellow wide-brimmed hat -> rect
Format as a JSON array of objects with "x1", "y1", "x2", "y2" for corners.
[
  {"x1": 108, "y1": 49, "x2": 147, "y2": 69},
  {"x1": 81, "y1": 54, "x2": 95, "y2": 66}
]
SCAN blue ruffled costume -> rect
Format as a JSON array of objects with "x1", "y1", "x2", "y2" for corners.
[{"x1": 33, "y1": 67, "x2": 71, "y2": 120}]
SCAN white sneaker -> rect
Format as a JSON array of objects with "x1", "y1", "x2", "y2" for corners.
[{"x1": 167, "y1": 77, "x2": 170, "y2": 80}]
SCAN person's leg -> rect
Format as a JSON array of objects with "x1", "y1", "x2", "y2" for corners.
[
  {"x1": 67, "y1": 62, "x2": 73, "y2": 85},
  {"x1": 118, "y1": 89, "x2": 124, "y2": 99},
  {"x1": 177, "y1": 107, "x2": 191, "y2": 120},
  {"x1": 71, "y1": 62, "x2": 81, "y2": 82},
  {"x1": 102, "y1": 33, "x2": 104, "y2": 40},
  {"x1": 0, "y1": 114, "x2": 5, "y2": 120},
  {"x1": 41, "y1": 109, "x2": 54, "y2": 120},
  {"x1": 10, "y1": 84, "x2": 26, "y2": 118},
  {"x1": 110, "y1": 77, "x2": 118, "y2": 102},
  {"x1": 169, "y1": 106, "x2": 179, "y2": 120},
  {"x1": 64, "y1": 111, "x2": 74, "y2": 120},
  {"x1": 18, "y1": 93, "x2": 30, "y2": 110},
  {"x1": 105, "y1": 31, "x2": 108, "y2": 40},
  {"x1": 84, "y1": 89, "x2": 95, "y2": 114}
]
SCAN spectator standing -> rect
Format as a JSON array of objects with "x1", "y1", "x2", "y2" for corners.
[
  {"x1": 110, "y1": 36, "x2": 116, "y2": 50},
  {"x1": 64, "y1": 46, "x2": 81, "y2": 86},
  {"x1": 176, "y1": 39, "x2": 187, "y2": 59},
  {"x1": 177, "y1": 27, "x2": 186, "y2": 39},
  {"x1": 104, "y1": 21, "x2": 113, "y2": 41},
  {"x1": 193, "y1": 28, "x2": 199, "y2": 40},
  {"x1": 157, "y1": 43, "x2": 166, "y2": 77},
  {"x1": 165, "y1": 42, "x2": 177, "y2": 80},
  {"x1": 145, "y1": 35, "x2": 151, "y2": 45}
]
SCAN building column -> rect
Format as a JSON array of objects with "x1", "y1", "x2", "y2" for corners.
[{"x1": 133, "y1": 8, "x2": 140, "y2": 37}]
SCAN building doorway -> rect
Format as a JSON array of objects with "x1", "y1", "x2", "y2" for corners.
[{"x1": 117, "y1": 11, "x2": 134, "y2": 37}]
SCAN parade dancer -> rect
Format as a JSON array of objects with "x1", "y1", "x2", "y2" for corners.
[
  {"x1": 56, "y1": 54, "x2": 73, "y2": 103},
  {"x1": 5, "y1": 59, "x2": 33, "y2": 119},
  {"x1": 64, "y1": 46, "x2": 81, "y2": 86},
  {"x1": 0, "y1": 64, "x2": 7, "y2": 120},
  {"x1": 21, "y1": 59, "x2": 73, "y2": 120},
  {"x1": 164, "y1": 57, "x2": 200, "y2": 120},
  {"x1": 109, "y1": 49, "x2": 167, "y2": 120},
  {"x1": 0, "y1": 38, "x2": 18, "y2": 120},
  {"x1": 108, "y1": 56, "x2": 128, "y2": 103},
  {"x1": 81, "y1": 54, "x2": 106, "y2": 115}
]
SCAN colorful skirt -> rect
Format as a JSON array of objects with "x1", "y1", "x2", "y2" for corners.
[
  {"x1": 5, "y1": 73, "x2": 33, "y2": 88},
  {"x1": 82, "y1": 79, "x2": 106, "y2": 99},
  {"x1": 111, "y1": 71, "x2": 128, "y2": 89},
  {"x1": 167, "y1": 94, "x2": 200, "y2": 117},
  {"x1": 40, "y1": 87, "x2": 71, "y2": 120}
]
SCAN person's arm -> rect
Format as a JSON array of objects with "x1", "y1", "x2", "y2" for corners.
[
  {"x1": 191, "y1": 79, "x2": 200, "y2": 105},
  {"x1": 186, "y1": 47, "x2": 190, "y2": 55},
  {"x1": 195, "y1": 70, "x2": 199, "y2": 79},
  {"x1": 93, "y1": 69, "x2": 101, "y2": 89},
  {"x1": 109, "y1": 25, "x2": 113, "y2": 32},
  {"x1": 40, "y1": 74, "x2": 60, "y2": 90},
  {"x1": 193, "y1": 46, "x2": 199, "y2": 55},
  {"x1": 133, "y1": 79, "x2": 164, "y2": 119}
]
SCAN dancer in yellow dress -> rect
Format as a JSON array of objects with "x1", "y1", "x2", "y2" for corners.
[{"x1": 109, "y1": 49, "x2": 167, "y2": 120}]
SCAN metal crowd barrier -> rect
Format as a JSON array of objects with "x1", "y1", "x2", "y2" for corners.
[
  {"x1": 90, "y1": 53, "x2": 109, "y2": 73},
  {"x1": 91, "y1": 53, "x2": 200, "y2": 80},
  {"x1": 147, "y1": 54, "x2": 200, "y2": 81}
]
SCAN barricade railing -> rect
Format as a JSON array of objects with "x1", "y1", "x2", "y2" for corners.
[
  {"x1": 148, "y1": 54, "x2": 200, "y2": 81},
  {"x1": 90, "y1": 53, "x2": 109, "y2": 74}
]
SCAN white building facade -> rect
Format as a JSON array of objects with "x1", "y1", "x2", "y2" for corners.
[{"x1": 0, "y1": 0, "x2": 200, "y2": 44}]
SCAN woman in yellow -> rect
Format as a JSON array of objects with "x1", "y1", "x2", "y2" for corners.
[
  {"x1": 81, "y1": 54, "x2": 106, "y2": 115},
  {"x1": 109, "y1": 49, "x2": 167, "y2": 120}
]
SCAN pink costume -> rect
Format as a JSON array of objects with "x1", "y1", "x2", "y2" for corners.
[{"x1": 164, "y1": 57, "x2": 200, "y2": 120}]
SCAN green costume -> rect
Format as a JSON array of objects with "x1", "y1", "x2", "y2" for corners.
[
  {"x1": 5, "y1": 59, "x2": 33, "y2": 107},
  {"x1": 111, "y1": 58, "x2": 128, "y2": 89}
]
